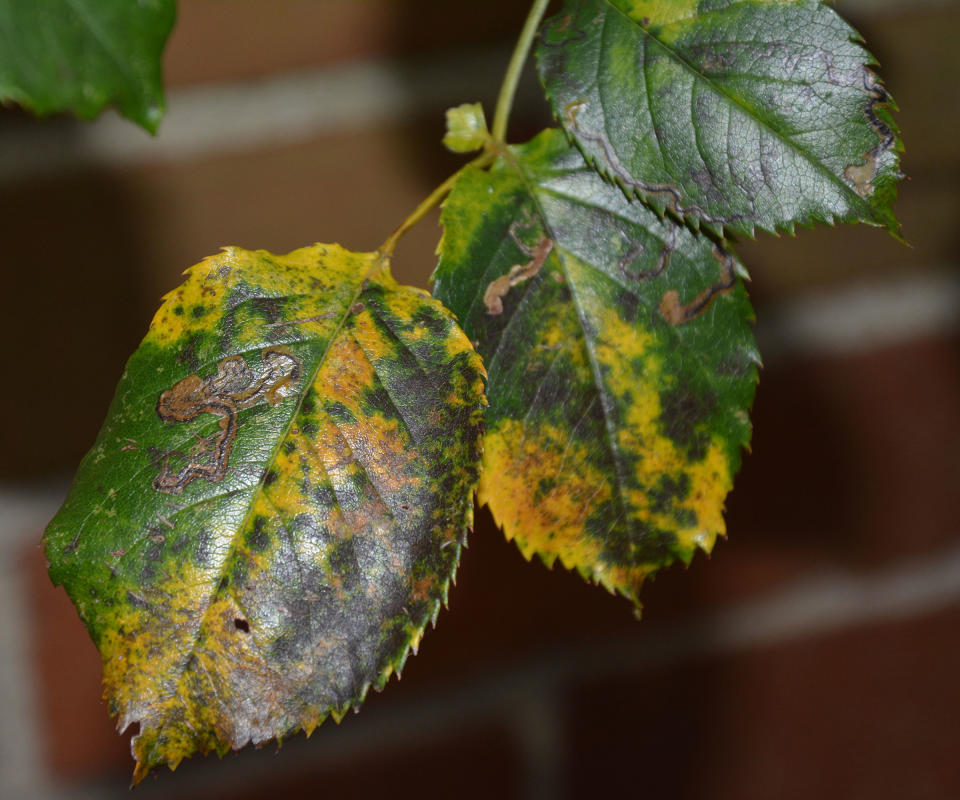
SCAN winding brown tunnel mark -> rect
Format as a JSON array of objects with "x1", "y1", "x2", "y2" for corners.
[
  {"x1": 843, "y1": 69, "x2": 897, "y2": 198},
  {"x1": 564, "y1": 100, "x2": 687, "y2": 211},
  {"x1": 659, "y1": 245, "x2": 737, "y2": 325},
  {"x1": 619, "y1": 224, "x2": 679, "y2": 282},
  {"x1": 562, "y1": 99, "x2": 742, "y2": 228},
  {"x1": 484, "y1": 225, "x2": 554, "y2": 315},
  {"x1": 153, "y1": 347, "x2": 301, "y2": 494}
]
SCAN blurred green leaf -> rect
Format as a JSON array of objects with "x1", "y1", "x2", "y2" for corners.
[{"x1": 0, "y1": 0, "x2": 176, "y2": 132}]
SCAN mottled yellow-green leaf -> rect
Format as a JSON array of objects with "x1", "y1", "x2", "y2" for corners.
[
  {"x1": 44, "y1": 244, "x2": 485, "y2": 782},
  {"x1": 434, "y1": 129, "x2": 758, "y2": 606}
]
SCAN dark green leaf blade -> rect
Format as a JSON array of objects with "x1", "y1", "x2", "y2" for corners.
[
  {"x1": 434, "y1": 129, "x2": 758, "y2": 605},
  {"x1": 536, "y1": 0, "x2": 902, "y2": 236},
  {"x1": 0, "y1": 0, "x2": 175, "y2": 132},
  {"x1": 43, "y1": 244, "x2": 485, "y2": 781}
]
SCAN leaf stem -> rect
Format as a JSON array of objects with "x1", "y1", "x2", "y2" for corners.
[
  {"x1": 378, "y1": 151, "x2": 494, "y2": 258},
  {"x1": 379, "y1": 0, "x2": 550, "y2": 259},
  {"x1": 491, "y1": 0, "x2": 551, "y2": 143}
]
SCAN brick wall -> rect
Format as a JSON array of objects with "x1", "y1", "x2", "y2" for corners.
[{"x1": 1, "y1": 1, "x2": 958, "y2": 798}]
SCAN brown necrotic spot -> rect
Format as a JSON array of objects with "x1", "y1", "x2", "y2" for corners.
[{"x1": 194, "y1": 527, "x2": 212, "y2": 565}]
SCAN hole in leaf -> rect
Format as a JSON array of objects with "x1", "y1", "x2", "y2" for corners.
[{"x1": 234, "y1": 618, "x2": 250, "y2": 632}]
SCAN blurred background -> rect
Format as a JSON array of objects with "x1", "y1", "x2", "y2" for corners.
[{"x1": 1, "y1": 0, "x2": 958, "y2": 797}]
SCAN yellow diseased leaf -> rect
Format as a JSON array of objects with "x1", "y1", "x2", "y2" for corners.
[
  {"x1": 435, "y1": 130, "x2": 757, "y2": 606},
  {"x1": 44, "y1": 243, "x2": 485, "y2": 782}
]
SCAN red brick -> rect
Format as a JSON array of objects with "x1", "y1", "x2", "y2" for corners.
[
  {"x1": 21, "y1": 543, "x2": 133, "y2": 779},
  {"x1": 164, "y1": 0, "x2": 526, "y2": 87},
  {"x1": 176, "y1": 721, "x2": 525, "y2": 800},
  {"x1": 729, "y1": 334, "x2": 960, "y2": 566},
  {"x1": 564, "y1": 604, "x2": 960, "y2": 800}
]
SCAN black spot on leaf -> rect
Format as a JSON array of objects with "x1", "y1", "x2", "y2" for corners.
[
  {"x1": 412, "y1": 305, "x2": 449, "y2": 338},
  {"x1": 649, "y1": 473, "x2": 691, "y2": 513},
  {"x1": 325, "y1": 401, "x2": 357, "y2": 424},
  {"x1": 659, "y1": 387, "x2": 717, "y2": 460},
  {"x1": 247, "y1": 517, "x2": 269, "y2": 551},
  {"x1": 329, "y1": 538, "x2": 359, "y2": 590},
  {"x1": 252, "y1": 297, "x2": 283, "y2": 323}
]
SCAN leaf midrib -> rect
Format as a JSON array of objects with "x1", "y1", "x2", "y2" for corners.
[
  {"x1": 501, "y1": 143, "x2": 756, "y2": 551},
  {"x1": 501, "y1": 148, "x2": 637, "y2": 549},
  {"x1": 146, "y1": 257, "x2": 380, "y2": 742}
]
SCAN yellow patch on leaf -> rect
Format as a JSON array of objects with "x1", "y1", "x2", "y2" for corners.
[
  {"x1": 616, "y1": 0, "x2": 699, "y2": 27},
  {"x1": 480, "y1": 418, "x2": 615, "y2": 578},
  {"x1": 480, "y1": 255, "x2": 734, "y2": 602}
]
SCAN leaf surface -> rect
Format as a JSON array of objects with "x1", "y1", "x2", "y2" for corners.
[
  {"x1": 536, "y1": 0, "x2": 902, "y2": 236},
  {"x1": 44, "y1": 244, "x2": 485, "y2": 781},
  {"x1": 0, "y1": 0, "x2": 175, "y2": 132},
  {"x1": 434, "y1": 129, "x2": 758, "y2": 605}
]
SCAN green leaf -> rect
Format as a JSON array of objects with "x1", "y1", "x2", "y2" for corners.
[
  {"x1": 43, "y1": 244, "x2": 485, "y2": 782},
  {"x1": 536, "y1": 0, "x2": 902, "y2": 237},
  {"x1": 0, "y1": 0, "x2": 175, "y2": 132},
  {"x1": 434, "y1": 129, "x2": 758, "y2": 605}
]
